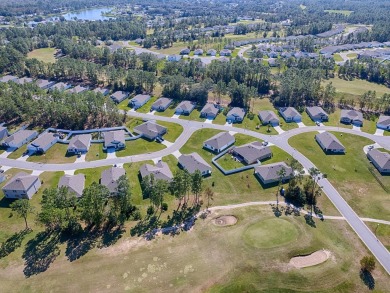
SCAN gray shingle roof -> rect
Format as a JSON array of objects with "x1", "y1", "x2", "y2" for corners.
[
  {"x1": 130, "y1": 94, "x2": 151, "y2": 104},
  {"x1": 176, "y1": 100, "x2": 195, "y2": 112},
  {"x1": 233, "y1": 142, "x2": 271, "y2": 164},
  {"x1": 133, "y1": 121, "x2": 166, "y2": 138},
  {"x1": 204, "y1": 132, "x2": 235, "y2": 150},
  {"x1": 378, "y1": 115, "x2": 390, "y2": 127},
  {"x1": 3, "y1": 130, "x2": 37, "y2": 145},
  {"x1": 315, "y1": 132, "x2": 345, "y2": 151},
  {"x1": 104, "y1": 130, "x2": 125, "y2": 148},
  {"x1": 258, "y1": 110, "x2": 279, "y2": 124},
  {"x1": 36, "y1": 79, "x2": 53, "y2": 89},
  {"x1": 67, "y1": 85, "x2": 88, "y2": 94},
  {"x1": 281, "y1": 107, "x2": 301, "y2": 118},
  {"x1": 340, "y1": 109, "x2": 363, "y2": 122},
  {"x1": 178, "y1": 153, "x2": 212, "y2": 174},
  {"x1": 139, "y1": 161, "x2": 173, "y2": 182},
  {"x1": 51, "y1": 82, "x2": 70, "y2": 91},
  {"x1": 254, "y1": 162, "x2": 293, "y2": 182},
  {"x1": 367, "y1": 149, "x2": 390, "y2": 170},
  {"x1": 2, "y1": 172, "x2": 39, "y2": 191},
  {"x1": 201, "y1": 103, "x2": 219, "y2": 116},
  {"x1": 227, "y1": 107, "x2": 245, "y2": 119},
  {"x1": 29, "y1": 132, "x2": 57, "y2": 148},
  {"x1": 101, "y1": 167, "x2": 126, "y2": 193},
  {"x1": 306, "y1": 106, "x2": 328, "y2": 118},
  {"x1": 58, "y1": 174, "x2": 85, "y2": 198},
  {"x1": 16, "y1": 77, "x2": 33, "y2": 85},
  {"x1": 111, "y1": 91, "x2": 128, "y2": 103},
  {"x1": 151, "y1": 97, "x2": 172, "y2": 109},
  {"x1": 68, "y1": 134, "x2": 92, "y2": 150},
  {"x1": 0, "y1": 75, "x2": 18, "y2": 82}
]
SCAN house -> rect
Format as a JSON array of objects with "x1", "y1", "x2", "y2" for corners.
[
  {"x1": 175, "y1": 100, "x2": 196, "y2": 115},
  {"x1": 226, "y1": 107, "x2": 245, "y2": 123},
  {"x1": 151, "y1": 97, "x2": 172, "y2": 112},
  {"x1": 1, "y1": 130, "x2": 38, "y2": 149},
  {"x1": 220, "y1": 49, "x2": 232, "y2": 56},
  {"x1": 67, "y1": 134, "x2": 92, "y2": 154},
  {"x1": 58, "y1": 174, "x2": 85, "y2": 198},
  {"x1": 232, "y1": 142, "x2": 272, "y2": 164},
  {"x1": 50, "y1": 82, "x2": 71, "y2": 91},
  {"x1": 167, "y1": 55, "x2": 182, "y2": 62},
  {"x1": 67, "y1": 85, "x2": 88, "y2": 94},
  {"x1": 178, "y1": 153, "x2": 212, "y2": 176},
  {"x1": 254, "y1": 162, "x2": 293, "y2": 185},
  {"x1": 258, "y1": 110, "x2": 279, "y2": 126},
  {"x1": 207, "y1": 49, "x2": 217, "y2": 56},
  {"x1": 279, "y1": 107, "x2": 302, "y2": 123},
  {"x1": 306, "y1": 106, "x2": 329, "y2": 122},
  {"x1": 93, "y1": 87, "x2": 110, "y2": 96},
  {"x1": 200, "y1": 103, "x2": 219, "y2": 119},
  {"x1": 340, "y1": 109, "x2": 363, "y2": 126},
  {"x1": 27, "y1": 132, "x2": 59, "y2": 153},
  {"x1": 139, "y1": 161, "x2": 173, "y2": 182},
  {"x1": 194, "y1": 49, "x2": 204, "y2": 56},
  {"x1": 367, "y1": 149, "x2": 390, "y2": 174},
  {"x1": 15, "y1": 77, "x2": 33, "y2": 85},
  {"x1": 180, "y1": 48, "x2": 191, "y2": 55},
  {"x1": 2, "y1": 172, "x2": 41, "y2": 199},
  {"x1": 377, "y1": 115, "x2": 390, "y2": 130},
  {"x1": 103, "y1": 130, "x2": 126, "y2": 151},
  {"x1": 100, "y1": 167, "x2": 126, "y2": 194},
  {"x1": 133, "y1": 121, "x2": 167, "y2": 140},
  {"x1": 0, "y1": 75, "x2": 18, "y2": 83},
  {"x1": 268, "y1": 58, "x2": 278, "y2": 67},
  {"x1": 36, "y1": 79, "x2": 56, "y2": 90},
  {"x1": 0, "y1": 126, "x2": 8, "y2": 141},
  {"x1": 128, "y1": 94, "x2": 151, "y2": 109},
  {"x1": 110, "y1": 91, "x2": 129, "y2": 103},
  {"x1": 315, "y1": 132, "x2": 345, "y2": 153},
  {"x1": 203, "y1": 132, "x2": 235, "y2": 153}
]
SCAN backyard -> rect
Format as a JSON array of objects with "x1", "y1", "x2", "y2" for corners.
[{"x1": 27, "y1": 48, "x2": 57, "y2": 63}]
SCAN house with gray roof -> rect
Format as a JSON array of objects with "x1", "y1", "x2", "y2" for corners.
[
  {"x1": 377, "y1": 115, "x2": 390, "y2": 131},
  {"x1": 203, "y1": 132, "x2": 235, "y2": 153},
  {"x1": 16, "y1": 77, "x2": 33, "y2": 85},
  {"x1": 67, "y1": 134, "x2": 92, "y2": 154},
  {"x1": 93, "y1": 87, "x2": 110, "y2": 96},
  {"x1": 27, "y1": 132, "x2": 59, "y2": 153},
  {"x1": 58, "y1": 174, "x2": 85, "y2": 198},
  {"x1": 315, "y1": 132, "x2": 345, "y2": 153},
  {"x1": 110, "y1": 91, "x2": 129, "y2": 103},
  {"x1": 200, "y1": 103, "x2": 219, "y2": 119},
  {"x1": 100, "y1": 167, "x2": 126, "y2": 194},
  {"x1": 232, "y1": 142, "x2": 272, "y2": 164},
  {"x1": 258, "y1": 110, "x2": 279, "y2": 126},
  {"x1": 67, "y1": 85, "x2": 88, "y2": 94},
  {"x1": 151, "y1": 97, "x2": 172, "y2": 112},
  {"x1": 139, "y1": 161, "x2": 173, "y2": 182},
  {"x1": 103, "y1": 130, "x2": 126, "y2": 151},
  {"x1": 2, "y1": 172, "x2": 41, "y2": 199},
  {"x1": 194, "y1": 49, "x2": 204, "y2": 56},
  {"x1": 0, "y1": 75, "x2": 18, "y2": 83},
  {"x1": 133, "y1": 121, "x2": 167, "y2": 140},
  {"x1": 178, "y1": 153, "x2": 212, "y2": 176},
  {"x1": 254, "y1": 162, "x2": 293, "y2": 185},
  {"x1": 207, "y1": 49, "x2": 217, "y2": 56},
  {"x1": 0, "y1": 126, "x2": 8, "y2": 141},
  {"x1": 180, "y1": 48, "x2": 191, "y2": 55},
  {"x1": 340, "y1": 109, "x2": 363, "y2": 126},
  {"x1": 129, "y1": 94, "x2": 151, "y2": 109},
  {"x1": 279, "y1": 107, "x2": 302, "y2": 123},
  {"x1": 167, "y1": 55, "x2": 182, "y2": 62},
  {"x1": 175, "y1": 100, "x2": 196, "y2": 115},
  {"x1": 0, "y1": 173, "x2": 5, "y2": 184},
  {"x1": 367, "y1": 149, "x2": 390, "y2": 174},
  {"x1": 1, "y1": 130, "x2": 38, "y2": 149},
  {"x1": 50, "y1": 82, "x2": 71, "y2": 92},
  {"x1": 220, "y1": 49, "x2": 232, "y2": 56},
  {"x1": 306, "y1": 106, "x2": 329, "y2": 122},
  {"x1": 36, "y1": 79, "x2": 56, "y2": 90},
  {"x1": 226, "y1": 107, "x2": 245, "y2": 123}
]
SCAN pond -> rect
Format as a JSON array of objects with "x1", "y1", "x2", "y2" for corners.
[{"x1": 62, "y1": 7, "x2": 115, "y2": 21}]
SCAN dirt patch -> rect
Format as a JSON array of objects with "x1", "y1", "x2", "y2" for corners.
[
  {"x1": 212, "y1": 215, "x2": 238, "y2": 227},
  {"x1": 289, "y1": 250, "x2": 331, "y2": 268}
]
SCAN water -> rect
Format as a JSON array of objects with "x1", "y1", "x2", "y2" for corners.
[{"x1": 62, "y1": 7, "x2": 114, "y2": 21}]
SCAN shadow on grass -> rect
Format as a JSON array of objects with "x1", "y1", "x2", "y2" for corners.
[
  {"x1": 304, "y1": 214, "x2": 316, "y2": 228},
  {"x1": 360, "y1": 269, "x2": 375, "y2": 290},
  {"x1": 0, "y1": 229, "x2": 32, "y2": 258}
]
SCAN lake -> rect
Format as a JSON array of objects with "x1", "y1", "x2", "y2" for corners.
[{"x1": 62, "y1": 7, "x2": 115, "y2": 21}]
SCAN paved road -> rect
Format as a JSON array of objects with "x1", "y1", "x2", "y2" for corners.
[{"x1": 1, "y1": 111, "x2": 389, "y2": 274}]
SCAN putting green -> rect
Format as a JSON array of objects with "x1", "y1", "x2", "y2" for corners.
[{"x1": 243, "y1": 218, "x2": 299, "y2": 248}]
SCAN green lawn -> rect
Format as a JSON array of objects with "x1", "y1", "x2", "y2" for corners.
[
  {"x1": 75, "y1": 166, "x2": 110, "y2": 187},
  {"x1": 346, "y1": 53, "x2": 357, "y2": 59},
  {"x1": 136, "y1": 96, "x2": 158, "y2": 113},
  {"x1": 85, "y1": 143, "x2": 107, "y2": 161},
  {"x1": 289, "y1": 132, "x2": 390, "y2": 220},
  {"x1": 324, "y1": 9, "x2": 353, "y2": 16},
  {"x1": 27, "y1": 144, "x2": 76, "y2": 164},
  {"x1": 27, "y1": 48, "x2": 56, "y2": 63},
  {"x1": 117, "y1": 99, "x2": 131, "y2": 111},
  {"x1": 301, "y1": 112, "x2": 316, "y2": 126},
  {"x1": 6, "y1": 145, "x2": 27, "y2": 160},
  {"x1": 179, "y1": 109, "x2": 206, "y2": 122},
  {"x1": 157, "y1": 121, "x2": 183, "y2": 142},
  {"x1": 212, "y1": 112, "x2": 227, "y2": 125},
  {"x1": 333, "y1": 54, "x2": 343, "y2": 62},
  {"x1": 116, "y1": 139, "x2": 166, "y2": 157},
  {"x1": 324, "y1": 108, "x2": 352, "y2": 129},
  {"x1": 154, "y1": 104, "x2": 177, "y2": 117}
]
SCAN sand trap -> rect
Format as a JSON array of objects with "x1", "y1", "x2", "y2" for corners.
[
  {"x1": 212, "y1": 215, "x2": 238, "y2": 227},
  {"x1": 289, "y1": 250, "x2": 331, "y2": 268}
]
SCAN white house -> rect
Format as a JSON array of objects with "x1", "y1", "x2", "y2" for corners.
[{"x1": 203, "y1": 132, "x2": 235, "y2": 153}]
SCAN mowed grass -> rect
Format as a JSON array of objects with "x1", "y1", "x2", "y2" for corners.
[
  {"x1": 333, "y1": 54, "x2": 343, "y2": 62},
  {"x1": 179, "y1": 109, "x2": 206, "y2": 122},
  {"x1": 116, "y1": 138, "x2": 166, "y2": 157},
  {"x1": 347, "y1": 53, "x2": 357, "y2": 59},
  {"x1": 157, "y1": 121, "x2": 183, "y2": 142},
  {"x1": 85, "y1": 143, "x2": 107, "y2": 161},
  {"x1": 1, "y1": 206, "x2": 389, "y2": 292},
  {"x1": 289, "y1": 132, "x2": 390, "y2": 220},
  {"x1": 27, "y1": 48, "x2": 56, "y2": 63},
  {"x1": 27, "y1": 144, "x2": 76, "y2": 164},
  {"x1": 135, "y1": 96, "x2": 157, "y2": 113}
]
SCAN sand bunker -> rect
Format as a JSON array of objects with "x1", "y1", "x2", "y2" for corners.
[
  {"x1": 289, "y1": 250, "x2": 331, "y2": 268},
  {"x1": 212, "y1": 215, "x2": 238, "y2": 227}
]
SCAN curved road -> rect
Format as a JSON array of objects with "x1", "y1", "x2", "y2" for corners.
[{"x1": 0, "y1": 111, "x2": 389, "y2": 274}]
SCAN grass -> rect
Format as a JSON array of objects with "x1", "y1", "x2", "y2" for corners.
[
  {"x1": 179, "y1": 109, "x2": 206, "y2": 122},
  {"x1": 324, "y1": 9, "x2": 353, "y2": 16},
  {"x1": 301, "y1": 112, "x2": 316, "y2": 126},
  {"x1": 27, "y1": 48, "x2": 56, "y2": 63},
  {"x1": 333, "y1": 54, "x2": 343, "y2": 62},
  {"x1": 346, "y1": 53, "x2": 357, "y2": 59},
  {"x1": 289, "y1": 132, "x2": 390, "y2": 220},
  {"x1": 75, "y1": 166, "x2": 110, "y2": 187},
  {"x1": 6, "y1": 145, "x2": 27, "y2": 160},
  {"x1": 85, "y1": 143, "x2": 107, "y2": 161},
  {"x1": 27, "y1": 144, "x2": 76, "y2": 164},
  {"x1": 324, "y1": 108, "x2": 352, "y2": 129},
  {"x1": 136, "y1": 96, "x2": 158, "y2": 113},
  {"x1": 116, "y1": 139, "x2": 166, "y2": 157},
  {"x1": 157, "y1": 121, "x2": 183, "y2": 142},
  {"x1": 154, "y1": 103, "x2": 177, "y2": 118},
  {"x1": 117, "y1": 99, "x2": 131, "y2": 111}
]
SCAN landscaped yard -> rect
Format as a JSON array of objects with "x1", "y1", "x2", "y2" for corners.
[
  {"x1": 116, "y1": 139, "x2": 166, "y2": 157},
  {"x1": 154, "y1": 104, "x2": 177, "y2": 118},
  {"x1": 333, "y1": 54, "x2": 343, "y2": 62},
  {"x1": 27, "y1": 144, "x2": 76, "y2": 164},
  {"x1": 85, "y1": 143, "x2": 107, "y2": 161},
  {"x1": 117, "y1": 99, "x2": 131, "y2": 111},
  {"x1": 7, "y1": 145, "x2": 27, "y2": 160},
  {"x1": 289, "y1": 132, "x2": 390, "y2": 221},
  {"x1": 75, "y1": 166, "x2": 110, "y2": 187},
  {"x1": 157, "y1": 121, "x2": 183, "y2": 142},
  {"x1": 136, "y1": 96, "x2": 158, "y2": 113},
  {"x1": 27, "y1": 48, "x2": 57, "y2": 63},
  {"x1": 179, "y1": 109, "x2": 206, "y2": 122}
]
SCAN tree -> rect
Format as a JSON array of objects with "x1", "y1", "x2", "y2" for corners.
[
  {"x1": 79, "y1": 182, "x2": 110, "y2": 227},
  {"x1": 360, "y1": 256, "x2": 376, "y2": 272},
  {"x1": 10, "y1": 199, "x2": 34, "y2": 230},
  {"x1": 114, "y1": 175, "x2": 132, "y2": 223},
  {"x1": 191, "y1": 170, "x2": 203, "y2": 205},
  {"x1": 276, "y1": 167, "x2": 287, "y2": 206},
  {"x1": 308, "y1": 167, "x2": 322, "y2": 213},
  {"x1": 204, "y1": 187, "x2": 214, "y2": 209}
]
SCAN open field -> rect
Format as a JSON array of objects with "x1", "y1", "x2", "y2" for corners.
[
  {"x1": 347, "y1": 53, "x2": 358, "y2": 59},
  {"x1": 27, "y1": 144, "x2": 76, "y2": 164},
  {"x1": 325, "y1": 10, "x2": 353, "y2": 16},
  {"x1": 27, "y1": 48, "x2": 56, "y2": 63},
  {"x1": 289, "y1": 132, "x2": 390, "y2": 221},
  {"x1": 0, "y1": 206, "x2": 388, "y2": 292}
]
